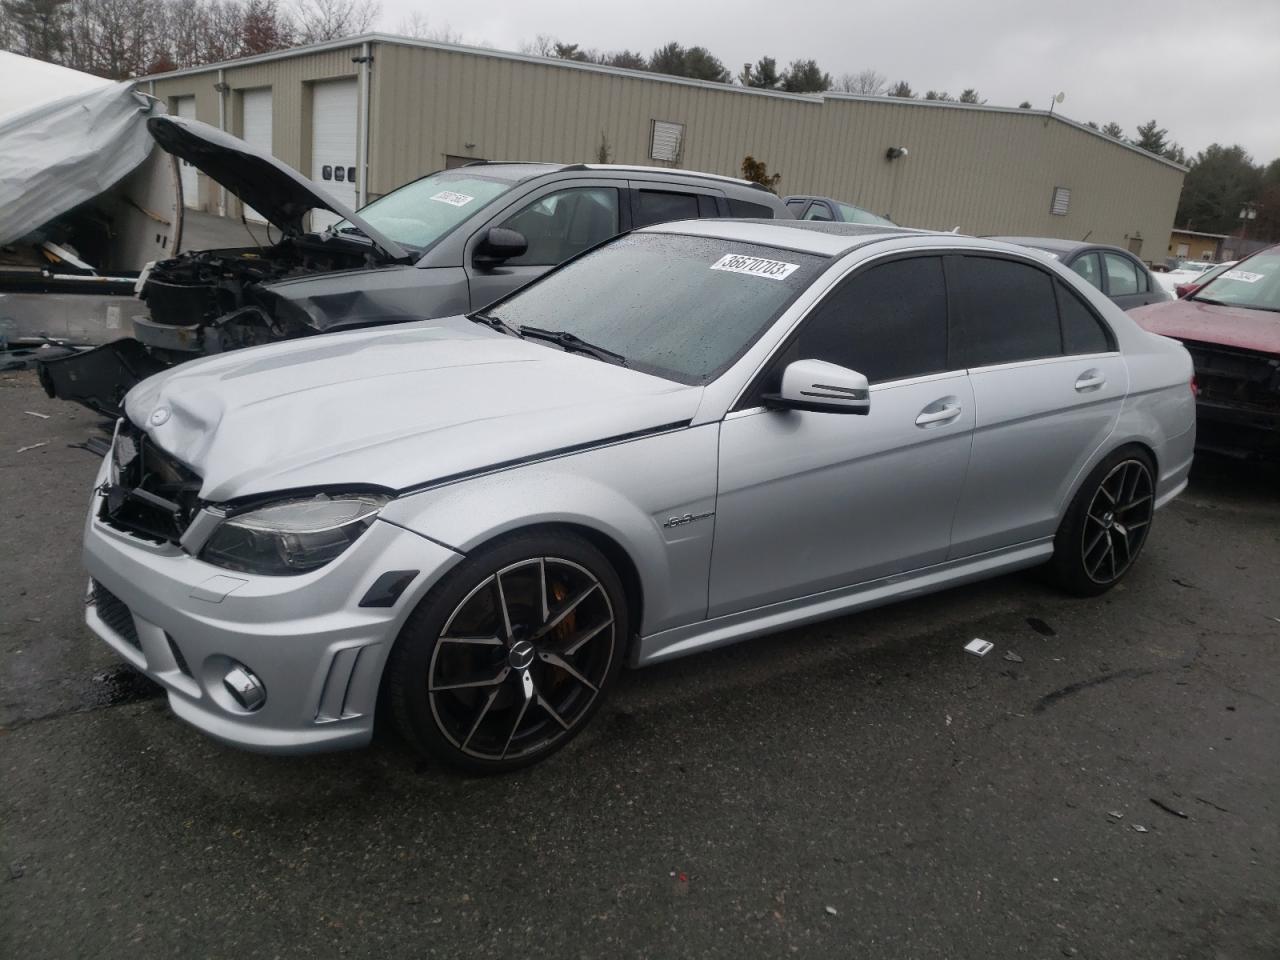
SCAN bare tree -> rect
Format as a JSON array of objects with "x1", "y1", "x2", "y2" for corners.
[
  {"x1": 396, "y1": 11, "x2": 462, "y2": 43},
  {"x1": 292, "y1": 0, "x2": 377, "y2": 43},
  {"x1": 834, "y1": 68, "x2": 885, "y2": 95},
  {"x1": 520, "y1": 33, "x2": 557, "y2": 57}
]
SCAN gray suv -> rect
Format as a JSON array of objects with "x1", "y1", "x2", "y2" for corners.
[{"x1": 41, "y1": 115, "x2": 788, "y2": 415}]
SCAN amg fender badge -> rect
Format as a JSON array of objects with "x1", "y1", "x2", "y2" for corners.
[{"x1": 662, "y1": 511, "x2": 715, "y2": 529}]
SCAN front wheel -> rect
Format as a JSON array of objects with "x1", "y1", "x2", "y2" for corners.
[
  {"x1": 385, "y1": 530, "x2": 627, "y2": 773},
  {"x1": 1048, "y1": 448, "x2": 1157, "y2": 596}
]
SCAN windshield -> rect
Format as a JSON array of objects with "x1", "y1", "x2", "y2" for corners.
[
  {"x1": 837, "y1": 202, "x2": 896, "y2": 226},
  {"x1": 341, "y1": 171, "x2": 517, "y2": 249},
  {"x1": 486, "y1": 233, "x2": 826, "y2": 383},
  {"x1": 1192, "y1": 249, "x2": 1280, "y2": 312}
]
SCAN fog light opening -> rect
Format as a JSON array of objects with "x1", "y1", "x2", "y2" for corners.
[{"x1": 222, "y1": 663, "x2": 267, "y2": 712}]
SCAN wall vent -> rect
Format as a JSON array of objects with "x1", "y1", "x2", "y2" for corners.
[
  {"x1": 650, "y1": 120, "x2": 685, "y2": 162},
  {"x1": 1050, "y1": 186, "x2": 1071, "y2": 216}
]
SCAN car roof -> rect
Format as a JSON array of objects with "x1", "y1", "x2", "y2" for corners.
[
  {"x1": 459, "y1": 160, "x2": 766, "y2": 192},
  {"x1": 988, "y1": 236, "x2": 1088, "y2": 255},
  {"x1": 642, "y1": 218, "x2": 941, "y2": 256}
]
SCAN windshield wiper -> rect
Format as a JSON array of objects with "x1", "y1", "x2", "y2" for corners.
[
  {"x1": 469, "y1": 312, "x2": 521, "y2": 337},
  {"x1": 518, "y1": 326, "x2": 627, "y2": 365}
]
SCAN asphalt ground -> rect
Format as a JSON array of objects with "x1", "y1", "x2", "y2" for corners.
[{"x1": 2, "y1": 368, "x2": 1278, "y2": 959}]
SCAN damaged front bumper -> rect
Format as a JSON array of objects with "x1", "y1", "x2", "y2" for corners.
[
  {"x1": 82, "y1": 451, "x2": 462, "y2": 754},
  {"x1": 1185, "y1": 340, "x2": 1280, "y2": 458}
]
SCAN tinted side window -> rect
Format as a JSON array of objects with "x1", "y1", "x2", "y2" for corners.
[
  {"x1": 950, "y1": 256, "x2": 1061, "y2": 367},
  {"x1": 1057, "y1": 280, "x2": 1113, "y2": 355},
  {"x1": 727, "y1": 197, "x2": 777, "y2": 218},
  {"x1": 498, "y1": 187, "x2": 619, "y2": 266},
  {"x1": 1103, "y1": 252, "x2": 1139, "y2": 296},
  {"x1": 802, "y1": 201, "x2": 835, "y2": 222},
  {"x1": 1070, "y1": 252, "x2": 1104, "y2": 291},
  {"x1": 785, "y1": 199, "x2": 808, "y2": 213},
  {"x1": 796, "y1": 256, "x2": 949, "y2": 383},
  {"x1": 634, "y1": 190, "x2": 700, "y2": 227}
]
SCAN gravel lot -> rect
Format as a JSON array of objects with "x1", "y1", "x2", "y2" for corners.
[{"x1": 2, "y1": 367, "x2": 1277, "y2": 959}]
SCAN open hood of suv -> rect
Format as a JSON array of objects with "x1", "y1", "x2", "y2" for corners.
[{"x1": 147, "y1": 115, "x2": 408, "y2": 262}]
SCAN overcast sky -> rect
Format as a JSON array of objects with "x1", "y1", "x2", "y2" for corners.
[{"x1": 372, "y1": 0, "x2": 1280, "y2": 163}]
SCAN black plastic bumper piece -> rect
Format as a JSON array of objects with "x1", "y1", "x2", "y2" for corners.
[{"x1": 36, "y1": 337, "x2": 169, "y2": 418}]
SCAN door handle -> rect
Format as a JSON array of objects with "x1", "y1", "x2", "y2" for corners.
[
  {"x1": 915, "y1": 401, "x2": 962, "y2": 427},
  {"x1": 1075, "y1": 369, "x2": 1106, "y2": 392}
]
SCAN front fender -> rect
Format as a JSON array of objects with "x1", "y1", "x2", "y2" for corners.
[{"x1": 378, "y1": 424, "x2": 721, "y2": 638}]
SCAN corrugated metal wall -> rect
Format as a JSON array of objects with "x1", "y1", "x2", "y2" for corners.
[{"x1": 144, "y1": 37, "x2": 1184, "y2": 261}]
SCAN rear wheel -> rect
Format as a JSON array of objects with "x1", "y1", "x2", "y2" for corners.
[
  {"x1": 1048, "y1": 448, "x2": 1156, "y2": 596},
  {"x1": 386, "y1": 530, "x2": 627, "y2": 773}
]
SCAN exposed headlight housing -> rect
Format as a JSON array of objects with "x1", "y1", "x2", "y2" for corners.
[{"x1": 200, "y1": 493, "x2": 389, "y2": 575}]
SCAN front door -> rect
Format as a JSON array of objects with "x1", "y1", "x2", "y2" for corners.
[
  {"x1": 466, "y1": 182, "x2": 624, "y2": 311},
  {"x1": 709, "y1": 254, "x2": 975, "y2": 617},
  {"x1": 946, "y1": 254, "x2": 1126, "y2": 556}
]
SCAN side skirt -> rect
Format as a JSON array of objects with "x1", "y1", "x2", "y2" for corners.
[{"x1": 632, "y1": 538, "x2": 1054, "y2": 667}]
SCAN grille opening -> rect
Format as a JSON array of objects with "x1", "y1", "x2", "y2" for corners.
[
  {"x1": 101, "y1": 422, "x2": 203, "y2": 544},
  {"x1": 91, "y1": 580, "x2": 140, "y2": 649}
]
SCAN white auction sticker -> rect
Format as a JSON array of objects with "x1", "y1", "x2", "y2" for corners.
[
  {"x1": 430, "y1": 190, "x2": 475, "y2": 207},
  {"x1": 1221, "y1": 269, "x2": 1264, "y2": 283},
  {"x1": 710, "y1": 253, "x2": 799, "y2": 280}
]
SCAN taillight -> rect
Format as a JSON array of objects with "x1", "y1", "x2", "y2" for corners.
[{"x1": 1190, "y1": 374, "x2": 1199, "y2": 397}]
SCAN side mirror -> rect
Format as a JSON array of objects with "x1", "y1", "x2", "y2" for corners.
[
  {"x1": 473, "y1": 227, "x2": 528, "y2": 268},
  {"x1": 762, "y1": 359, "x2": 870, "y2": 415}
]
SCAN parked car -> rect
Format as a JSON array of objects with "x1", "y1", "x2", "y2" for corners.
[
  {"x1": 1154, "y1": 258, "x2": 1220, "y2": 296},
  {"x1": 84, "y1": 220, "x2": 1195, "y2": 771},
  {"x1": 1131, "y1": 244, "x2": 1280, "y2": 458},
  {"x1": 784, "y1": 195, "x2": 896, "y2": 226},
  {"x1": 39, "y1": 114, "x2": 788, "y2": 416},
  {"x1": 991, "y1": 237, "x2": 1170, "y2": 310},
  {"x1": 1175, "y1": 260, "x2": 1236, "y2": 298}
]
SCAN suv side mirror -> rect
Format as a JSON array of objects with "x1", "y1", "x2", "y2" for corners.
[
  {"x1": 762, "y1": 359, "x2": 870, "y2": 415},
  {"x1": 473, "y1": 227, "x2": 528, "y2": 268}
]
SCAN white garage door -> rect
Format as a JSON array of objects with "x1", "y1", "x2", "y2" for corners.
[
  {"x1": 240, "y1": 88, "x2": 273, "y2": 223},
  {"x1": 175, "y1": 96, "x2": 198, "y2": 208},
  {"x1": 310, "y1": 78, "x2": 358, "y2": 231}
]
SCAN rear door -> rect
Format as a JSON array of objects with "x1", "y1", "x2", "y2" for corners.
[
  {"x1": 310, "y1": 78, "x2": 358, "y2": 231},
  {"x1": 947, "y1": 255, "x2": 1125, "y2": 557},
  {"x1": 1101, "y1": 250, "x2": 1157, "y2": 310},
  {"x1": 465, "y1": 180, "x2": 625, "y2": 310},
  {"x1": 710, "y1": 254, "x2": 975, "y2": 616}
]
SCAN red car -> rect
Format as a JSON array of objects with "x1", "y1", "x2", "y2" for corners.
[
  {"x1": 1174, "y1": 259, "x2": 1236, "y2": 299},
  {"x1": 1130, "y1": 244, "x2": 1280, "y2": 458}
]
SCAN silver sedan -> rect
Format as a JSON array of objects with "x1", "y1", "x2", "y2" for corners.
[{"x1": 83, "y1": 220, "x2": 1196, "y2": 771}]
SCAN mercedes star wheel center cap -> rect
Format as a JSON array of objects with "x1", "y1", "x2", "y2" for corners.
[{"x1": 508, "y1": 639, "x2": 535, "y2": 670}]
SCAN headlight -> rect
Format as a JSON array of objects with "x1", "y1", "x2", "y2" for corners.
[{"x1": 200, "y1": 493, "x2": 389, "y2": 575}]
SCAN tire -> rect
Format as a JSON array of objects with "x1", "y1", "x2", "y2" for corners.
[
  {"x1": 1048, "y1": 446, "x2": 1157, "y2": 597},
  {"x1": 385, "y1": 529, "x2": 628, "y2": 774}
]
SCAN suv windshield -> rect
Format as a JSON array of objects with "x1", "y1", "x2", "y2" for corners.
[
  {"x1": 1192, "y1": 249, "x2": 1280, "y2": 313},
  {"x1": 487, "y1": 233, "x2": 825, "y2": 383},
  {"x1": 340, "y1": 171, "x2": 518, "y2": 249}
]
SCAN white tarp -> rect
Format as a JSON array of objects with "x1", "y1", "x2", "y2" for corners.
[{"x1": 0, "y1": 51, "x2": 162, "y2": 246}]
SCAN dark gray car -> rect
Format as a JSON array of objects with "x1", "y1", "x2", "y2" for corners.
[
  {"x1": 990, "y1": 237, "x2": 1170, "y2": 311},
  {"x1": 41, "y1": 115, "x2": 787, "y2": 415},
  {"x1": 784, "y1": 195, "x2": 896, "y2": 226}
]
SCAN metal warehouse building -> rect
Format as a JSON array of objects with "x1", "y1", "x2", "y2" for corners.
[{"x1": 143, "y1": 33, "x2": 1186, "y2": 261}]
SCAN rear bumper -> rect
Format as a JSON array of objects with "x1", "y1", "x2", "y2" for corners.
[{"x1": 82, "y1": 466, "x2": 462, "y2": 754}]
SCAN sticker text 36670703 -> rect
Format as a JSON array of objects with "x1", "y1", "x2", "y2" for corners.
[{"x1": 710, "y1": 253, "x2": 800, "y2": 280}]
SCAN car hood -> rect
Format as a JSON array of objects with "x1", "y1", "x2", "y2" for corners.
[
  {"x1": 147, "y1": 115, "x2": 408, "y2": 262},
  {"x1": 1129, "y1": 298, "x2": 1280, "y2": 354},
  {"x1": 123, "y1": 320, "x2": 702, "y2": 502}
]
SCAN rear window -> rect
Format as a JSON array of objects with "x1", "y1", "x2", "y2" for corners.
[
  {"x1": 1056, "y1": 280, "x2": 1113, "y2": 354},
  {"x1": 634, "y1": 190, "x2": 700, "y2": 228},
  {"x1": 727, "y1": 197, "x2": 777, "y2": 218}
]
